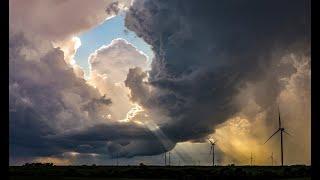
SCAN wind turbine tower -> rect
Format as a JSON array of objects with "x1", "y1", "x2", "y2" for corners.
[
  {"x1": 164, "y1": 152, "x2": 167, "y2": 166},
  {"x1": 264, "y1": 106, "x2": 291, "y2": 166},
  {"x1": 270, "y1": 152, "x2": 274, "y2": 166},
  {"x1": 250, "y1": 152, "x2": 254, "y2": 166},
  {"x1": 115, "y1": 152, "x2": 119, "y2": 166},
  {"x1": 208, "y1": 138, "x2": 217, "y2": 166}
]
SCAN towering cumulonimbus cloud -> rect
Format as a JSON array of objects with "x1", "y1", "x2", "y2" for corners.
[
  {"x1": 9, "y1": 0, "x2": 310, "y2": 165},
  {"x1": 87, "y1": 38, "x2": 148, "y2": 122},
  {"x1": 9, "y1": 31, "x2": 164, "y2": 164},
  {"x1": 9, "y1": 0, "x2": 168, "y2": 164},
  {"x1": 124, "y1": 0, "x2": 310, "y2": 143},
  {"x1": 89, "y1": 38, "x2": 148, "y2": 83}
]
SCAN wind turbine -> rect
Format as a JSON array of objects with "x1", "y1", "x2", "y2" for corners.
[
  {"x1": 264, "y1": 106, "x2": 291, "y2": 166},
  {"x1": 116, "y1": 152, "x2": 119, "y2": 166},
  {"x1": 270, "y1": 152, "x2": 274, "y2": 166},
  {"x1": 250, "y1": 152, "x2": 254, "y2": 166},
  {"x1": 208, "y1": 138, "x2": 217, "y2": 166},
  {"x1": 113, "y1": 152, "x2": 119, "y2": 166}
]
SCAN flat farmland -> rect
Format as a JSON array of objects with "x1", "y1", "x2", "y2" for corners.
[{"x1": 9, "y1": 165, "x2": 311, "y2": 180}]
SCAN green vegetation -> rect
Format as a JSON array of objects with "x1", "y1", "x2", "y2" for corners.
[{"x1": 9, "y1": 164, "x2": 310, "y2": 180}]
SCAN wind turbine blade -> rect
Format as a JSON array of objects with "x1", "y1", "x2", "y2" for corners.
[
  {"x1": 283, "y1": 130, "x2": 292, "y2": 136},
  {"x1": 209, "y1": 146, "x2": 212, "y2": 155},
  {"x1": 278, "y1": 106, "x2": 282, "y2": 128},
  {"x1": 264, "y1": 129, "x2": 280, "y2": 144},
  {"x1": 208, "y1": 139, "x2": 214, "y2": 144}
]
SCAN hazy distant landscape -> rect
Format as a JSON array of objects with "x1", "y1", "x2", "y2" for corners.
[{"x1": 9, "y1": 165, "x2": 310, "y2": 180}]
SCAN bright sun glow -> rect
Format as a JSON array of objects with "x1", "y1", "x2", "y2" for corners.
[{"x1": 119, "y1": 103, "x2": 144, "y2": 123}]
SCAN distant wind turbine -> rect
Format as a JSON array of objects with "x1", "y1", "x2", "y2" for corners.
[
  {"x1": 250, "y1": 152, "x2": 254, "y2": 166},
  {"x1": 116, "y1": 152, "x2": 119, "y2": 166},
  {"x1": 113, "y1": 152, "x2": 119, "y2": 166},
  {"x1": 264, "y1": 106, "x2": 292, "y2": 166},
  {"x1": 270, "y1": 152, "x2": 274, "y2": 166},
  {"x1": 208, "y1": 138, "x2": 218, "y2": 166}
]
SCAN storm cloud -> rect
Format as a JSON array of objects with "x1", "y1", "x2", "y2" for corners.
[
  {"x1": 9, "y1": 31, "x2": 166, "y2": 164},
  {"x1": 9, "y1": 0, "x2": 310, "y2": 165},
  {"x1": 124, "y1": 0, "x2": 310, "y2": 146},
  {"x1": 9, "y1": 0, "x2": 167, "y2": 164}
]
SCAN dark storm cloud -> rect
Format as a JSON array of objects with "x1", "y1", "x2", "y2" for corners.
[
  {"x1": 49, "y1": 123, "x2": 171, "y2": 157},
  {"x1": 10, "y1": 107, "x2": 56, "y2": 157},
  {"x1": 9, "y1": 32, "x2": 102, "y2": 158},
  {"x1": 125, "y1": 0, "x2": 310, "y2": 142}
]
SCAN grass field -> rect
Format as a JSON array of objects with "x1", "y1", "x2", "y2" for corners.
[{"x1": 9, "y1": 165, "x2": 311, "y2": 180}]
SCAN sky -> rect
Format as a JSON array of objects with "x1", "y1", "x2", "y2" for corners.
[
  {"x1": 74, "y1": 14, "x2": 154, "y2": 77},
  {"x1": 9, "y1": 0, "x2": 310, "y2": 166}
]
